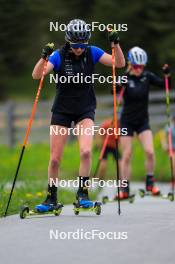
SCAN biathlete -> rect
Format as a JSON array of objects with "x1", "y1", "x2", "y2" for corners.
[
  {"x1": 117, "y1": 46, "x2": 170, "y2": 199},
  {"x1": 32, "y1": 19, "x2": 125, "y2": 212}
]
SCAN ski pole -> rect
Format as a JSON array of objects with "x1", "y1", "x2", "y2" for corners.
[
  {"x1": 164, "y1": 74, "x2": 174, "y2": 201},
  {"x1": 111, "y1": 41, "x2": 121, "y2": 215},
  {"x1": 4, "y1": 60, "x2": 48, "y2": 217},
  {"x1": 93, "y1": 86, "x2": 125, "y2": 178}
]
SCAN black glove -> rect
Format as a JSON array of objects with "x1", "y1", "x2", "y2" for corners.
[
  {"x1": 162, "y1": 64, "x2": 170, "y2": 75},
  {"x1": 41, "y1": 43, "x2": 54, "y2": 60},
  {"x1": 108, "y1": 30, "x2": 120, "y2": 44}
]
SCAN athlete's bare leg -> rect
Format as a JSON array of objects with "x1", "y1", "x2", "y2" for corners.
[
  {"x1": 120, "y1": 136, "x2": 133, "y2": 180},
  {"x1": 76, "y1": 118, "x2": 94, "y2": 176},
  {"x1": 138, "y1": 130, "x2": 155, "y2": 174},
  {"x1": 48, "y1": 125, "x2": 69, "y2": 184}
]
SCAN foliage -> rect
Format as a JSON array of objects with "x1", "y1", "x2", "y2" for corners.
[{"x1": 0, "y1": 0, "x2": 175, "y2": 99}]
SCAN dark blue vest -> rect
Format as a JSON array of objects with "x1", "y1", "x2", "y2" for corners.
[{"x1": 51, "y1": 45, "x2": 96, "y2": 114}]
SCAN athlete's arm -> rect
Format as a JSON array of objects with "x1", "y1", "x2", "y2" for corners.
[
  {"x1": 149, "y1": 71, "x2": 164, "y2": 87},
  {"x1": 99, "y1": 44, "x2": 125, "y2": 68},
  {"x1": 32, "y1": 59, "x2": 54, "y2": 79},
  {"x1": 32, "y1": 43, "x2": 56, "y2": 80},
  {"x1": 149, "y1": 64, "x2": 171, "y2": 88}
]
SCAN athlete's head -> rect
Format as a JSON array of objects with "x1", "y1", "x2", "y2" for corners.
[
  {"x1": 65, "y1": 19, "x2": 91, "y2": 56},
  {"x1": 127, "y1": 47, "x2": 148, "y2": 76}
]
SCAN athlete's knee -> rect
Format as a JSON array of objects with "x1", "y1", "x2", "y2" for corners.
[
  {"x1": 123, "y1": 150, "x2": 132, "y2": 163},
  {"x1": 49, "y1": 158, "x2": 60, "y2": 170},
  {"x1": 101, "y1": 159, "x2": 107, "y2": 168},
  {"x1": 80, "y1": 148, "x2": 91, "y2": 160},
  {"x1": 99, "y1": 160, "x2": 107, "y2": 172},
  {"x1": 145, "y1": 149, "x2": 154, "y2": 160}
]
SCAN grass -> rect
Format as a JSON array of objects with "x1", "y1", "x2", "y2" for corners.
[{"x1": 0, "y1": 133, "x2": 171, "y2": 216}]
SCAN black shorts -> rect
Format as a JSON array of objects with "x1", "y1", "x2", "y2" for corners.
[
  {"x1": 51, "y1": 110, "x2": 95, "y2": 128},
  {"x1": 102, "y1": 146, "x2": 121, "y2": 160},
  {"x1": 121, "y1": 119, "x2": 150, "y2": 136}
]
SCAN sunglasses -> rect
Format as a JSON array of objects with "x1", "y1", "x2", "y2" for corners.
[
  {"x1": 132, "y1": 65, "x2": 144, "y2": 70},
  {"x1": 70, "y1": 42, "x2": 88, "y2": 49}
]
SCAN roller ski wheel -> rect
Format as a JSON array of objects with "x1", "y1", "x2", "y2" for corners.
[
  {"x1": 94, "y1": 202, "x2": 101, "y2": 215},
  {"x1": 19, "y1": 203, "x2": 63, "y2": 219},
  {"x1": 73, "y1": 201, "x2": 102, "y2": 216},
  {"x1": 53, "y1": 204, "x2": 63, "y2": 216},
  {"x1": 139, "y1": 189, "x2": 145, "y2": 198},
  {"x1": 128, "y1": 194, "x2": 135, "y2": 203},
  {"x1": 102, "y1": 196, "x2": 109, "y2": 204},
  {"x1": 73, "y1": 203, "x2": 80, "y2": 215},
  {"x1": 167, "y1": 192, "x2": 174, "y2": 202},
  {"x1": 20, "y1": 205, "x2": 29, "y2": 219}
]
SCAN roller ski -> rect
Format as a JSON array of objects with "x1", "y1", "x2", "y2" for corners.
[
  {"x1": 73, "y1": 188, "x2": 101, "y2": 216},
  {"x1": 20, "y1": 185, "x2": 63, "y2": 219},
  {"x1": 139, "y1": 175, "x2": 174, "y2": 201},
  {"x1": 139, "y1": 188, "x2": 174, "y2": 201},
  {"x1": 20, "y1": 203, "x2": 63, "y2": 219},
  {"x1": 102, "y1": 182, "x2": 135, "y2": 204},
  {"x1": 102, "y1": 193, "x2": 135, "y2": 204}
]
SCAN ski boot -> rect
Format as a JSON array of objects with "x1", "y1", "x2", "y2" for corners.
[
  {"x1": 113, "y1": 187, "x2": 135, "y2": 204},
  {"x1": 114, "y1": 190, "x2": 129, "y2": 200},
  {"x1": 139, "y1": 175, "x2": 161, "y2": 198},
  {"x1": 139, "y1": 175, "x2": 160, "y2": 197},
  {"x1": 73, "y1": 188, "x2": 101, "y2": 215},
  {"x1": 20, "y1": 186, "x2": 63, "y2": 219},
  {"x1": 146, "y1": 175, "x2": 160, "y2": 195},
  {"x1": 35, "y1": 193, "x2": 63, "y2": 213}
]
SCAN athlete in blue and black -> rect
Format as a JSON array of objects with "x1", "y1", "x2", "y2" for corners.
[{"x1": 32, "y1": 19, "x2": 125, "y2": 211}]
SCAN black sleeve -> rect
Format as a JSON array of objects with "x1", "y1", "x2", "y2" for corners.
[{"x1": 148, "y1": 71, "x2": 164, "y2": 87}]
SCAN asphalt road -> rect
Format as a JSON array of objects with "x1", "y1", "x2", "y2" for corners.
[{"x1": 0, "y1": 184, "x2": 174, "y2": 264}]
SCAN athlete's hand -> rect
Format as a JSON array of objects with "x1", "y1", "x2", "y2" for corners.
[
  {"x1": 108, "y1": 30, "x2": 120, "y2": 44},
  {"x1": 41, "y1": 43, "x2": 54, "y2": 60},
  {"x1": 162, "y1": 64, "x2": 170, "y2": 75}
]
